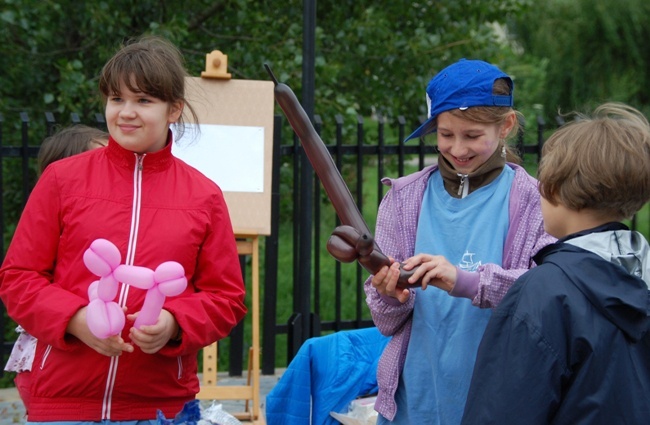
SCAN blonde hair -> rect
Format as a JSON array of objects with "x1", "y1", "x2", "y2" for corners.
[
  {"x1": 538, "y1": 102, "x2": 650, "y2": 220},
  {"x1": 38, "y1": 125, "x2": 108, "y2": 175},
  {"x1": 98, "y1": 35, "x2": 198, "y2": 141},
  {"x1": 447, "y1": 78, "x2": 523, "y2": 164}
]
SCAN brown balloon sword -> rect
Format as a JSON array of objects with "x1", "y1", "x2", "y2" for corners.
[{"x1": 265, "y1": 64, "x2": 419, "y2": 288}]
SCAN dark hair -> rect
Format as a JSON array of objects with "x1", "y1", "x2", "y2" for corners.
[
  {"x1": 38, "y1": 125, "x2": 108, "y2": 175},
  {"x1": 98, "y1": 35, "x2": 199, "y2": 141}
]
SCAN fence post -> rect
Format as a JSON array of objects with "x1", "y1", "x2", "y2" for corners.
[
  {"x1": 20, "y1": 112, "x2": 31, "y2": 207},
  {"x1": 293, "y1": 0, "x2": 317, "y2": 355},
  {"x1": 397, "y1": 116, "x2": 406, "y2": 178},
  {"x1": 262, "y1": 115, "x2": 283, "y2": 375},
  {"x1": 312, "y1": 115, "x2": 323, "y2": 330},
  {"x1": 45, "y1": 112, "x2": 56, "y2": 136},
  {"x1": 287, "y1": 312, "x2": 302, "y2": 362},
  {"x1": 333, "y1": 114, "x2": 344, "y2": 330},
  {"x1": 355, "y1": 115, "x2": 365, "y2": 327},
  {"x1": 227, "y1": 256, "x2": 246, "y2": 376},
  {"x1": 94, "y1": 113, "x2": 106, "y2": 130}
]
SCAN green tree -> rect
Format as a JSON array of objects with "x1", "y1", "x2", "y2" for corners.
[
  {"x1": 1, "y1": 0, "x2": 537, "y2": 231},
  {"x1": 510, "y1": 0, "x2": 650, "y2": 119},
  {"x1": 2, "y1": 0, "x2": 533, "y2": 124}
]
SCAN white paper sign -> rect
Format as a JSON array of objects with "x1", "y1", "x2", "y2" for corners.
[{"x1": 172, "y1": 123, "x2": 264, "y2": 193}]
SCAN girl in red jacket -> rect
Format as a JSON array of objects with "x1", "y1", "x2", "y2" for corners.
[{"x1": 0, "y1": 36, "x2": 247, "y2": 423}]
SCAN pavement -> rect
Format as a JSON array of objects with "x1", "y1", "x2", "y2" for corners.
[
  {"x1": 0, "y1": 370, "x2": 285, "y2": 425},
  {"x1": 0, "y1": 386, "x2": 26, "y2": 425}
]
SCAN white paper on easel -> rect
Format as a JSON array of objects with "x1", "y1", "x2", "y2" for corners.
[{"x1": 171, "y1": 123, "x2": 265, "y2": 193}]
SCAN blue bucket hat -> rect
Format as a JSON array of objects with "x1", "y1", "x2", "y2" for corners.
[{"x1": 404, "y1": 59, "x2": 514, "y2": 142}]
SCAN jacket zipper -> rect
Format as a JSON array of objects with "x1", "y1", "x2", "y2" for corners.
[
  {"x1": 101, "y1": 153, "x2": 145, "y2": 420},
  {"x1": 457, "y1": 173, "x2": 469, "y2": 198}
]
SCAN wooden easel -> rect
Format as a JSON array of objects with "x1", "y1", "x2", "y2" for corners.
[
  {"x1": 196, "y1": 232, "x2": 264, "y2": 424},
  {"x1": 180, "y1": 51, "x2": 271, "y2": 424}
]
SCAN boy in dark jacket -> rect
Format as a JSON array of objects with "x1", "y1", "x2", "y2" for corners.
[{"x1": 461, "y1": 102, "x2": 650, "y2": 425}]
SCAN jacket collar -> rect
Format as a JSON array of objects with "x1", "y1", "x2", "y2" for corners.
[
  {"x1": 558, "y1": 222, "x2": 629, "y2": 244},
  {"x1": 534, "y1": 222, "x2": 629, "y2": 264},
  {"x1": 533, "y1": 222, "x2": 649, "y2": 341},
  {"x1": 106, "y1": 130, "x2": 175, "y2": 173},
  {"x1": 437, "y1": 144, "x2": 506, "y2": 198}
]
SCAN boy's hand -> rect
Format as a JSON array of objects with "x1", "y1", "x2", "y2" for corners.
[{"x1": 127, "y1": 309, "x2": 179, "y2": 354}]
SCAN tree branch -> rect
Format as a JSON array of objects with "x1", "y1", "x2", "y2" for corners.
[{"x1": 188, "y1": 3, "x2": 227, "y2": 31}]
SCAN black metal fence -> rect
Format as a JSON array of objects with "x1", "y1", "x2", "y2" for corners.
[{"x1": 0, "y1": 111, "x2": 646, "y2": 379}]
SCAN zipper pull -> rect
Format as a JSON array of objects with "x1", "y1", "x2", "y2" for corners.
[
  {"x1": 457, "y1": 173, "x2": 468, "y2": 197},
  {"x1": 137, "y1": 154, "x2": 145, "y2": 171}
]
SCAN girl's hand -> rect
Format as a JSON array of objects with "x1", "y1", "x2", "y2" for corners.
[
  {"x1": 371, "y1": 257, "x2": 410, "y2": 304},
  {"x1": 127, "y1": 309, "x2": 179, "y2": 354},
  {"x1": 403, "y1": 254, "x2": 457, "y2": 292},
  {"x1": 67, "y1": 306, "x2": 134, "y2": 357}
]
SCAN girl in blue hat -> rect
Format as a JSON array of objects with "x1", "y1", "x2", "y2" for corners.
[{"x1": 365, "y1": 59, "x2": 555, "y2": 424}]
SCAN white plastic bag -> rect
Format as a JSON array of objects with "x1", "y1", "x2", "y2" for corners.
[
  {"x1": 198, "y1": 401, "x2": 242, "y2": 425},
  {"x1": 330, "y1": 396, "x2": 378, "y2": 425}
]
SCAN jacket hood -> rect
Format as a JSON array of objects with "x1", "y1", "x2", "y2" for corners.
[{"x1": 536, "y1": 223, "x2": 650, "y2": 341}]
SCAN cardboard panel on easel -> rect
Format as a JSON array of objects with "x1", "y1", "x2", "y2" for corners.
[{"x1": 173, "y1": 76, "x2": 274, "y2": 236}]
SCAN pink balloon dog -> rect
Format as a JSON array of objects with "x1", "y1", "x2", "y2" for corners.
[
  {"x1": 114, "y1": 261, "x2": 187, "y2": 329},
  {"x1": 83, "y1": 239, "x2": 125, "y2": 338},
  {"x1": 83, "y1": 239, "x2": 188, "y2": 338}
]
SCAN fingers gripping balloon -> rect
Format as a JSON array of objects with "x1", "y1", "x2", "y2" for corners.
[
  {"x1": 264, "y1": 64, "x2": 420, "y2": 289},
  {"x1": 83, "y1": 239, "x2": 188, "y2": 338}
]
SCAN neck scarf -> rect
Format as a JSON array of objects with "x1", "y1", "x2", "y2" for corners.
[{"x1": 437, "y1": 144, "x2": 506, "y2": 198}]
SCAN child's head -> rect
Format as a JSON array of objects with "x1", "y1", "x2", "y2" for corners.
[
  {"x1": 538, "y1": 102, "x2": 650, "y2": 221},
  {"x1": 98, "y1": 35, "x2": 197, "y2": 148},
  {"x1": 38, "y1": 124, "x2": 108, "y2": 174},
  {"x1": 405, "y1": 59, "x2": 518, "y2": 139},
  {"x1": 405, "y1": 59, "x2": 521, "y2": 172}
]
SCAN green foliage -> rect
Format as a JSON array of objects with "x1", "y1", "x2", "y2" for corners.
[
  {"x1": 510, "y1": 0, "x2": 650, "y2": 120},
  {"x1": 1, "y1": 0, "x2": 533, "y2": 126},
  {"x1": 314, "y1": 0, "x2": 534, "y2": 121}
]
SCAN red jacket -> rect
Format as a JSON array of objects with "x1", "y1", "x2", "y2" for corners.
[{"x1": 0, "y1": 135, "x2": 247, "y2": 421}]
